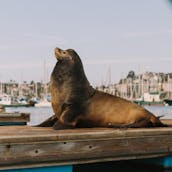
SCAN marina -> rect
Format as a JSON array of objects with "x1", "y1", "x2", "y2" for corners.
[{"x1": 1, "y1": 71, "x2": 172, "y2": 108}]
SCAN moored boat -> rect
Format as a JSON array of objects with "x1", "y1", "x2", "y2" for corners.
[
  {"x1": 0, "y1": 94, "x2": 12, "y2": 105},
  {"x1": 0, "y1": 94, "x2": 31, "y2": 107},
  {"x1": 134, "y1": 92, "x2": 166, "y2": 106},
  {"x1": 164, "y1": 99, "x2": 172, "y2": 106},
  {"x1": 34, "y1": 99, "x2": 51, "y2": 107}
]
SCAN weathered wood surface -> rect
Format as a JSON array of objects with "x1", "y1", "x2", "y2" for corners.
[
  {"x1": 0, "y1": 120, "x2": 172, "y2": 170},
  {"x1": 0, "y1": 112, "x2": 30, "y2": 122}
]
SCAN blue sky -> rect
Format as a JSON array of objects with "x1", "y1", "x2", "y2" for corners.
[{"x1": 0, "y1": 0, "x2": 172, "y2": 85}]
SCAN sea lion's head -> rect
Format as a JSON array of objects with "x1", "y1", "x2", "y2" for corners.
[
  {"x1": 53, "y1": 47, "x2": 87, "y2": 80},
  {"x1": 54, "y1": 48, "x2": 80, "y2": 63},
  {"x1": 52, "y1": 47, "x2": 94, "y2": 104}
]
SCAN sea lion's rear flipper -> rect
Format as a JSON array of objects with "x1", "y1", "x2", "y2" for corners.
[
  {"x1": 121, "y1": 117, "x2": 168, "y2": 128},
  {"x1": 34, "y1": 114, "x2": 57, "y2": 127},
  {"x1": 53, "y1": 121, "x2": 75, "y2": 130},
  {"x1": 127, "y1": 118, "x2": 153, "y2": 128},
  {"x1": 111, "y1": 118, "x2": 154, "y2": 128}
]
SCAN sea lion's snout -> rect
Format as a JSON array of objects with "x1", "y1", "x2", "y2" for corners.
[
  {"x1": 54, "y1": 48, "x2": 63, "y2": 60},
  {"x1": 54, "y1": 48, "x2": 73, "y2": 61},
  {"x1": 54, "y1": 47, "x2": 61, "y2": 53}
]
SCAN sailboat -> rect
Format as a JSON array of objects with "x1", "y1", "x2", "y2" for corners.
[
  {"x1": 163, "y1": 75, "x2": 172, "y2": 106},
  {"x1": 34, "y1": 83, "x2": 51, "y2": 108},
  {"x1": 34, "y1": 60, "x2": 52, "y2": 108},
  {"x1": 34, "y1": 98, "x2": 51, "y2": 107},
  {"x1": 0, "y1": 94, "x2": 12, "y2": 105}
]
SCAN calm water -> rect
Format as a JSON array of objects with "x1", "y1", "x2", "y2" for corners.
[
  {"x1": 145, "y1": 105, "x2": 172, "y2": 119},
  {"x1": 5, "y1": 106, "x2": 54, "y2": 126}
]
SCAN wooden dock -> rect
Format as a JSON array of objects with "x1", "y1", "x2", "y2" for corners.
[
  {"x1": 0, "y1": 112, "x2": 30, "y2": 126},
  {"x1": 0, "y1": 120, "x2": 172, "y2": 170}
]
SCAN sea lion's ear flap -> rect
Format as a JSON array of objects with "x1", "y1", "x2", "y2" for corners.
[
  {"x1": 68, "y1": 55, "x2": 75, "y2": 63},
  {"x1": 69, "y1": 56, "x2": 73, "y2": 60}
]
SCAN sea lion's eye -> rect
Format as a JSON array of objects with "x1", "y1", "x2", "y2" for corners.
[{"x1": 63, "y1": 51, "x2": 66, "y2": 54}]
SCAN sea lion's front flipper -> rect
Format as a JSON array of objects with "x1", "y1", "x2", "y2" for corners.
[
  {"x1": 53, "y1": 104, "x2": 79, "y2": 130},
  {"x1": 35, "y1": 114, "x2": 57, "y2": 127},
  {"x1": 53, "y1": 121, "x2": 75, "y2": 130}
]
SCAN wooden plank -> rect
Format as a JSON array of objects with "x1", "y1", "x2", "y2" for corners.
[
  {"x1": 0, "y1": 122, "x2": 172, "y2": 170},
  {"x1": 0, "y1": 126, "x2": 172, "y2": 143},
  {"x1": 0, "y1": 112, "x2": 30, "y2": 122}
]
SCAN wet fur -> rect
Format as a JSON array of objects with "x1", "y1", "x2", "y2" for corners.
[{"x1": 38, "y1": 48, "x2": 167, "y2": 129}]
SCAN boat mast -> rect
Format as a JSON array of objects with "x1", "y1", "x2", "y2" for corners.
[
  {"x1": 43, "y1": 59, "x2": 48, "y2": 100},
  {"x1": 168, "y1": 74, "x2": 171, "y2": 99},
  {"x1": 35, "y1": 82, "x2": 38, "y2": 98},
  {"x1": 0, "y1": 81, "x2": 2, "y2": 96}
]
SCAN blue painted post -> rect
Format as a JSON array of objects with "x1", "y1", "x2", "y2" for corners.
[
  {"x1": 0, "y1": 122, "x2": 27, "y2": 126},
  {"x1": 162, "y1": 156, "x2": 172, "y2": 168},
  {"x1": 135, "y1": 156, "x2": 172, "y2": 169},
  {"x1": 1, "y1": 165, "x2": 73, "y2": 172}
]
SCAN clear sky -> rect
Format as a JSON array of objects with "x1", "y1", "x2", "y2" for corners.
[{"x1": 0, "y1": 0, "x2": 172, "y2": 86}]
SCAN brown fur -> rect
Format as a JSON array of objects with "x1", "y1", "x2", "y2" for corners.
[{"x1": 38, "y1": 48, "x2": 167, "y2": 129}]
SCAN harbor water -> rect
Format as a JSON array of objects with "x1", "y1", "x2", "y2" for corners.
[{"x1": 5, "y1": 106, "x2": 54, "y2": 126}]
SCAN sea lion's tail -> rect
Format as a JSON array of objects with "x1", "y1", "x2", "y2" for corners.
[{"x1": 156, "y1": 115, "x2": 165, "y2": 119}]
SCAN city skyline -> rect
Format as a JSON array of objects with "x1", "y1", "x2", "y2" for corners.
[{"x1": 0, "y1": 0, "x2": 172, "y2": 86}]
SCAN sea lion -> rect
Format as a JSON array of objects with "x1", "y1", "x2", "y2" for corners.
[{"x1": 38, "y1": 47, "x2": 167, "y2": 129}]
